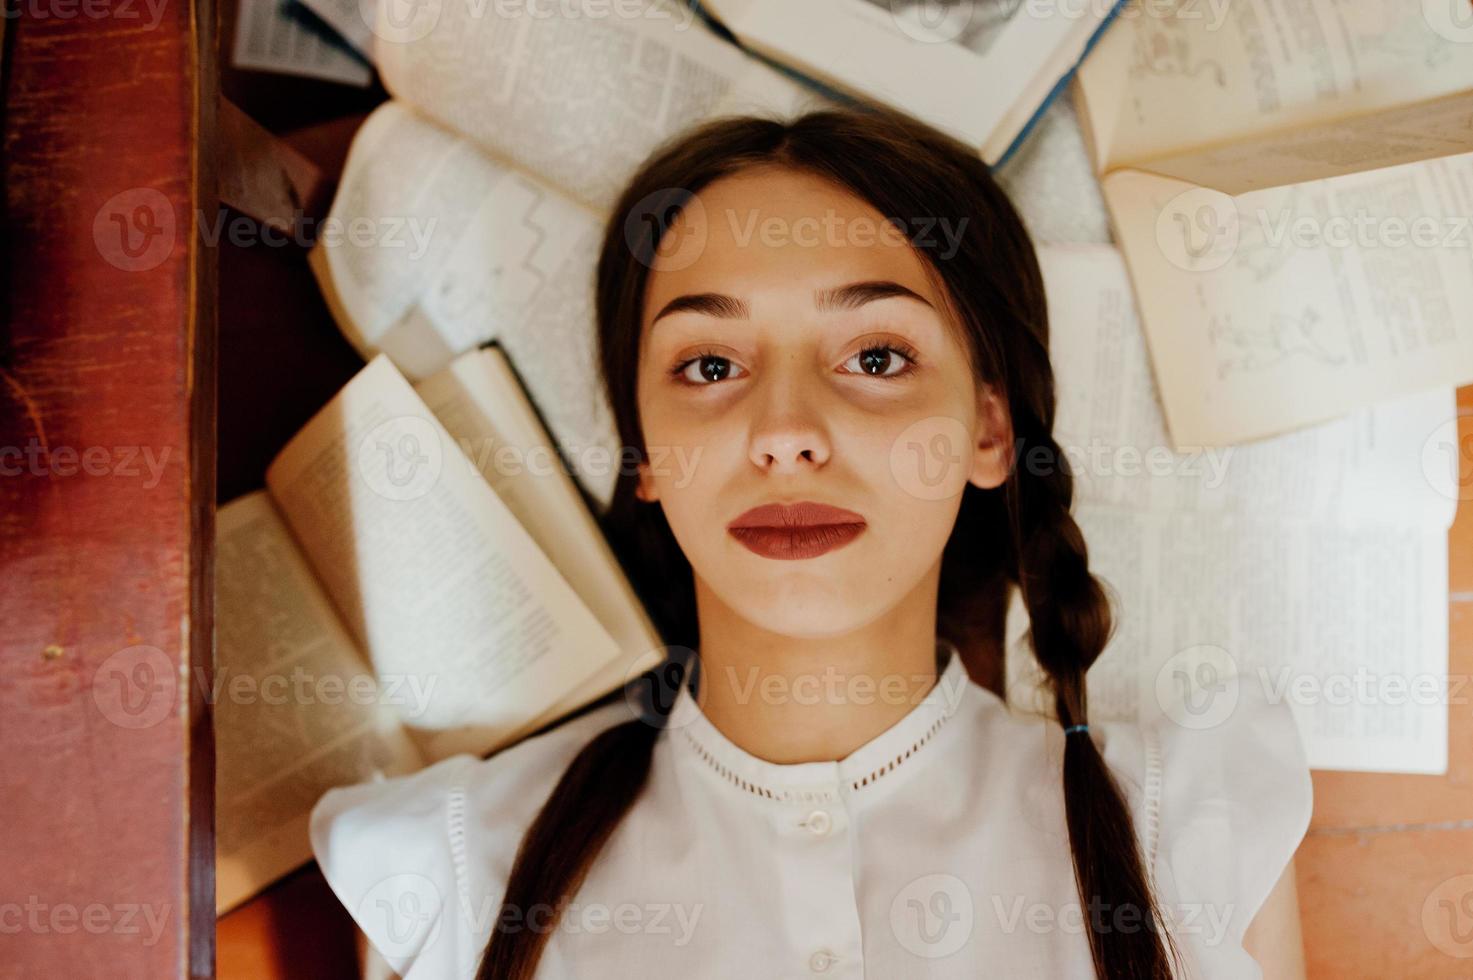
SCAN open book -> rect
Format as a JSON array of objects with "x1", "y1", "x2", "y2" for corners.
[
  {"x1": 1072, "y1": 0, "x2": 1473, "y2": 447},
  {"x1": 215, "y1": 346, "x2": 664, "y2": 913},
  {"x1": 306, "y1": 0, "x2": 824, "y2": 508},
  {"x1": 1004, "y1": 244, "x2": 1455, "y2": 775},
  {"x1": 695, "y1": 0, "x2": 1126, "y2": 166}
]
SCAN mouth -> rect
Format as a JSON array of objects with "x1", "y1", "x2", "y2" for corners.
[{"x1": 727, "y1": 501, "x2": 868, "y2": 561}]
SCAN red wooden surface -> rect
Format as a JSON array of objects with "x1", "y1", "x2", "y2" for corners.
[{"x1": 0, "y1": 2, "x2": 218, "y2": 976}]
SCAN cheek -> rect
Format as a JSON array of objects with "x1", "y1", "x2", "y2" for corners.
[
  {"x1": 641, "y1": 395, "x2": 735, "y2": 475},
  {"x1": 846, "y1": 404, "x2": 962, "y2": 492},
  {"x1": 868, "y1": 454, "x2": 966, "y2": 558},
  {"x1": 637, "y1": 396, "x2": 741, "y2": 537},
  {"x1": 867, "y1": 373, "x2": 983, "y2": 498},
  {"x1": 845, "y1": 407, "x2": 974, "y2": 560},
  {"x1": 891, "y1": 495, "x2": 966, "y2": 557}
]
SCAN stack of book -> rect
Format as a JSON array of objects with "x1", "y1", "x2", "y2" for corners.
[{"x1": 217, "y1": 346, "x2": 666, "y2": 912}]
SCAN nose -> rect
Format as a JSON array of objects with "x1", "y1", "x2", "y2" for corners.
[{"x1": 747, "y1": 371, "x2": 832, "y2": 473}]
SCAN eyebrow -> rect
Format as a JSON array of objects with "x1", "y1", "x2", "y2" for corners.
[{"x1": 649, "y1": 280, "x2": 934, "y2": 326}]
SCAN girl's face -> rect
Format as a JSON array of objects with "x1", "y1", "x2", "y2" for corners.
[{"x1": 635, "y1": 166, "x2": 1013, "y2": 639}]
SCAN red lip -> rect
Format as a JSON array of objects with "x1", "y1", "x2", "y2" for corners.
[{"x1": 727, "y1": 501, "x2": 867, "y2": 560}]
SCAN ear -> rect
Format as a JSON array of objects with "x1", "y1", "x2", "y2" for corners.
[
  {"x1": 634, "y1": 459, "x2": 660, "y2": 503},
  {"x1": 968, "y1": 382, "x2": 1014, "y2": 491}
]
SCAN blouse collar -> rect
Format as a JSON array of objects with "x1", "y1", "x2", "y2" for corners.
[{"x1": 666, "y1": 638, "x2": 972, "y2": 804}]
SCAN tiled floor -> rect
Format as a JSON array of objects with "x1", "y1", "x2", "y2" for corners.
[{"x1": 1296, "y1": 388, "x2": 1473, "y2": 978}]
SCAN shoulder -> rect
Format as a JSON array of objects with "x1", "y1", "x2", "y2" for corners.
[
  {"x1": 1095, "y1": 673, "x2": 1314, "y2": 952},
  {"x1": 309, "y1": 698, "x2": 637, "y2": 978}
]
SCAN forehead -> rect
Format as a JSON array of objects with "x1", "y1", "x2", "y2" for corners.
[{"x1": 640, "y1": 167, "x2": 949, "y2": 328}]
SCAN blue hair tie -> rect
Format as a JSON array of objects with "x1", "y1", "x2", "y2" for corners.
[{"x1": 1064, "y1": 724, "x2": 1090, "y2": 736}]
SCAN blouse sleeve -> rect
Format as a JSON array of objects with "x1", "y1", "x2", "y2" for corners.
[
  {"x1": 308, "y1": 699, "x2": 637, "y2": 979},
  {"x1": 1103, "y1": 676, "x2": 1313, "y2": 970},
  {"x1": 309, "y1": 753, "x2": 476, "y2": 979}
]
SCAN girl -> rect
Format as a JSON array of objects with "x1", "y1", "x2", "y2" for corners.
[{"x1": 311, "y1": 104, "x2": 1312, "y2": 979}]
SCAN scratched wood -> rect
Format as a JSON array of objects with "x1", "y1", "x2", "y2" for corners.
[{"x1": 0, "y1": 2, "x2": 218, "y2": 976}]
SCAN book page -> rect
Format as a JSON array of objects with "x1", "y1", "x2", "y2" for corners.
[
  {"x1": 231, "y1": 0, "x2": 372, "y2": 86},
  {"x1": 306, "y1": 102, "x2": 563, "y2": 368},
  {"x1": 1038, "y1": 244, "x2": 1459, "y2": 530},
  {"x1": 264, "y1": 354, "x2": 623, "y2": 761},
  {"x1": 214, "y1": 491, "x2": 425, "y2": 914},
  {"x1": 1101, "y1": 152, "x2": 1473, "y2": 446},
  {"x1": 1128, "y1": 88, "x2": 1473, "y2": 195},
  {"x1": 414, "y1": 345, "x2": 666, "y2": 682},
  {"x1": 370, "y1": 0, "x2": 822, "y2": 214},
  {"x1": 1004, "y1": 505, "x2": 1450, "y2": 774},
  {"x1": 307, "y1": 103, "x2": 625, "y2": 507},
  {"x1": 296, "y1": 0, "x2": 375, "y2": 59},
  {"x1": 1075, "y1": 0, "x2": 1473, "y2": 173}
]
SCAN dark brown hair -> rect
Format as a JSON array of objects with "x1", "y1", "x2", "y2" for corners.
[{"x1": 477, "y1": 104, "x2": 1183, "y2": 979}]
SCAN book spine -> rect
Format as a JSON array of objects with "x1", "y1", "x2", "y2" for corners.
[{"x1": 992, "y1": 0, "x2": 1130, "y2": 170}]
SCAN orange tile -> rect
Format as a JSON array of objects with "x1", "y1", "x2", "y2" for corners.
[
  {"x1": 1298, "y1": 827, "x2": 1473, "y2": 979},
  {"x1": 1451, "y1": 513, "x2": 1473, "y2": 598},
  {"x1": 1450, "y1": 522, "x2": 1473, "y2": 602}
]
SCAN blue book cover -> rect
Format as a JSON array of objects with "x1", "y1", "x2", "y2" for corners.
[{"x1": 683, "y1": 0, "x2": 1129, "y2": 171}]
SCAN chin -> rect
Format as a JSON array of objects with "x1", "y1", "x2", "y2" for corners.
[{"x1": 709, "y1": 572, "x2": 894, "y2": 639}]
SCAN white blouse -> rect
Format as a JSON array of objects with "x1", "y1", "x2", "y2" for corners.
[{"x1": 310, "y1": 640, "x2": 1312, "y2": 979}]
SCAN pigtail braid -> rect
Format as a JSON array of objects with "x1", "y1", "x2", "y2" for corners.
[
  {"x1": 1008, "y1": 417, "x2": 1184, "y2": 980},
  {"x1": 476, "y1": 658, "x2": 688, "y2": 980}
]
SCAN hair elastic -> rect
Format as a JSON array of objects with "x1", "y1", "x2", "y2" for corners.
[{"x1": 1063, "y1": 724, "x2": 1090, "y2": 736}]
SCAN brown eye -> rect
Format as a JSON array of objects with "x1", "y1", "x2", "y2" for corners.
[
  {"x1": 842, "y1": 345, "x2": 915, "y2": 378},
  {"x1": 675, "y1": 353, "x2": 747, "y2": 385}
]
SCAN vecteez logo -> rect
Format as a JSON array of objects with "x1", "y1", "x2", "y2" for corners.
[{"x1": 93, "y1": 188, "x2": 176, "y2": 273}]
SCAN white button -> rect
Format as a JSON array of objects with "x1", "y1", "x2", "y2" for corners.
[
  {"x1": 803, "y1": 809, "x2": 832, "y2": 836},
  {"x1": 809, "y1": 949, "x2": 838, "y2": 972}
]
